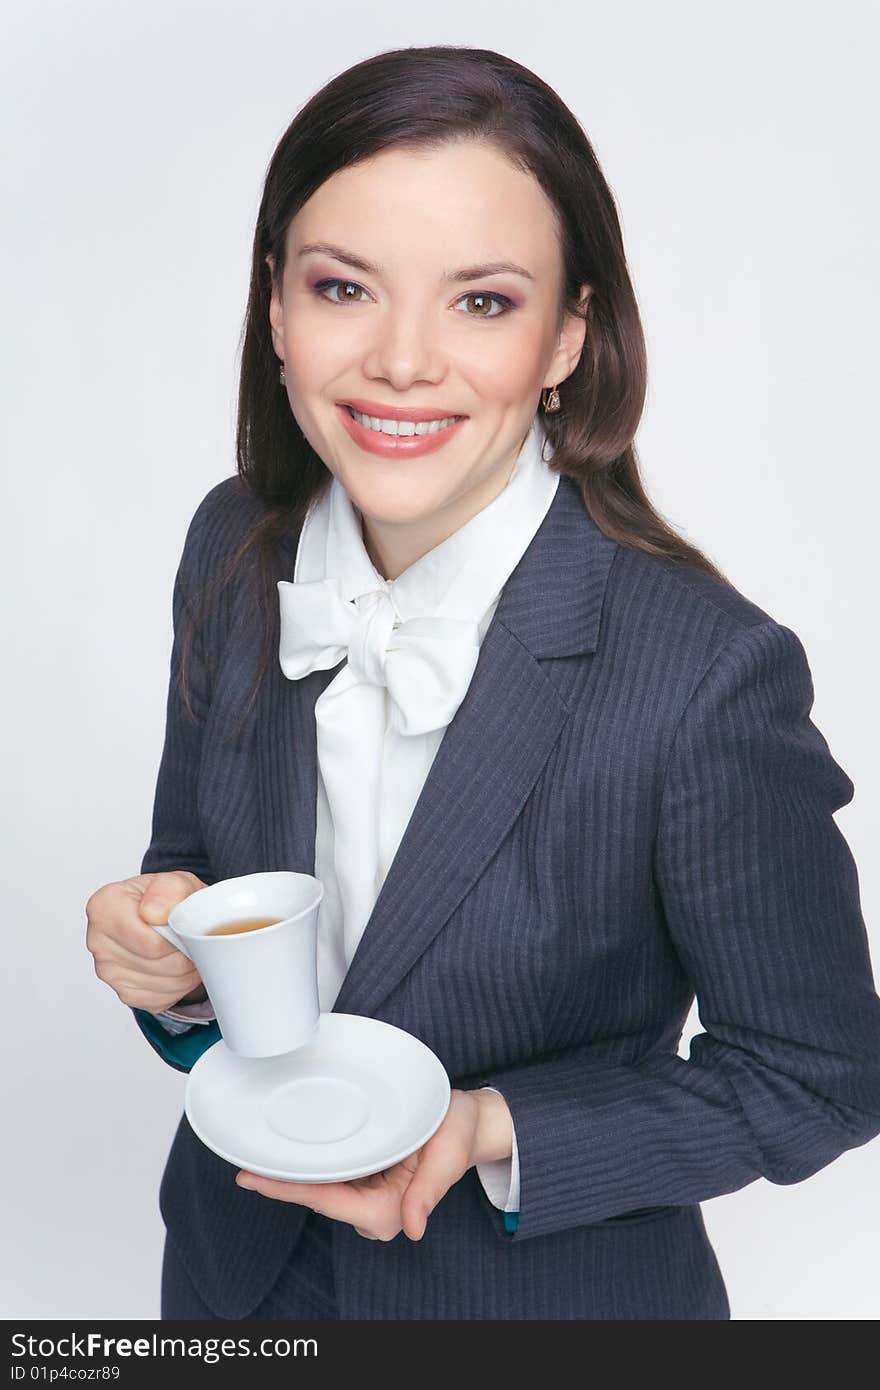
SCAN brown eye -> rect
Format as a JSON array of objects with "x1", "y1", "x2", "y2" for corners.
[
  {"x1": 313, "y1": 278, "x2": 369, "y2": 304},
  {"x1": 455, "y1": 292, "x2": 512, "y2": 319},
  {"x1": 465, "y1": 293, "x2": 493, "y2": 316}
]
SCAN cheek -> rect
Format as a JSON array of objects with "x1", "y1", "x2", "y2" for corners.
[
  {"x1": 464, "y1": 330, "x2": 547, "y2": 401},
  {"x1": 286, "y1": 335, "x2": 338, "y2": 389},
  {"x1": 285, "y1": 302, "x2": 351, "y2": 380}
]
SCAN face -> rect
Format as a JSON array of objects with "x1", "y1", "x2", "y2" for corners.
[{"x1": 267, "y1": 140, "x2": 590, "y2": 579}]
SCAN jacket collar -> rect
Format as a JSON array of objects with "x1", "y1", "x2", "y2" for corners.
[{"x1": 491, "y1": 473, "x2": 613, "y2": 658}]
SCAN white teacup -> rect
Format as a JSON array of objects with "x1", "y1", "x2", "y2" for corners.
[{"x1": 151, "y1": 871, "x2": 324, "y2": 1058}]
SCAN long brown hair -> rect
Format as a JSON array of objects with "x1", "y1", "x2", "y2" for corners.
[{"x1": 179, "y1": 44, "x2": 729, "y2": 726}]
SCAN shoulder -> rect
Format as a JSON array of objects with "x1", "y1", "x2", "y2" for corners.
[
  {"x1": 180, "y1": 476, "x2": 266, "y2": 571},
  {"x1": 609, "y1": 537, "x2": 774, "y2": 633},
  {"x1": 174, "y1": 476, "x2": 296, "y2": 608},
  {"x1": 602, "y1": 539, "x2": 815, "y2": 721},
  {"x1": 600, "y1": 545, "x2": 852, "y2": 802}
]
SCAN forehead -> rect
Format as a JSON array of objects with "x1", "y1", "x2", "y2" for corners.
[{"x1": 287, "y1": 142, "x2": 561, "y2": 272}]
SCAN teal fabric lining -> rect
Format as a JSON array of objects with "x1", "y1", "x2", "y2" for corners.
[{"x1": 133, "y1": 1008, "x2": 222, "y2": 1071}]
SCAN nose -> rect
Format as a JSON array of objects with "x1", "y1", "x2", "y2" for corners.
[{"x1": 361, "y1": 303, "x2": 446, "y2": 393}]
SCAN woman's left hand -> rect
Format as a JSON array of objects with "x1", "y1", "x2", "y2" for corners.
[{"x1": 234, "y1": 1088, "x2": 511, "y2": 1241}]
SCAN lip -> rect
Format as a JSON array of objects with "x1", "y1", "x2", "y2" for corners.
[
  {"x1": 339, "y1": 398, "x2": 466, "y2": 423},
  {"x1": 336, "y1": 403, "x2": 467, "y2": 458}
]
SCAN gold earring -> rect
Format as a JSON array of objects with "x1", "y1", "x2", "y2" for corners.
[
  {"x1": 542, "y1": 384, "x2": 560, "y2": 413},
  {"x1": 279, "y1": 363, "x2": 286, "y2": 385}
]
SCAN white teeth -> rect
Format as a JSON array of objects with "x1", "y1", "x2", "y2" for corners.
[{"x1": 349, "y1": 407, "x2": 460, "y2": 436}]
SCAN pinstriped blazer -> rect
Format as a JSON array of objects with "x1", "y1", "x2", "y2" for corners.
[{"x1": 133, "y1": 469, "x2": 880, "y2": 1320}]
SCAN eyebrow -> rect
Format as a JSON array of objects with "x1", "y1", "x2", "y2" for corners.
[{"x1": 296, "y1": 241, "x2": 535, "y2": 283}]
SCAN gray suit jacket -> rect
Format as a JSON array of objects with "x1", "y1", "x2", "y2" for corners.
[{"x1": 133, "y1": 471, "x2": 880, "y2": 1319}]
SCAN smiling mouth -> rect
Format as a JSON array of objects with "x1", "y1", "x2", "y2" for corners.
[{"x1": 343, "y1": 404, "x2": 465, "y2": 436}]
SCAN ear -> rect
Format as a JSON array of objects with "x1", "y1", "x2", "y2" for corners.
[
  {"x1": 544, "y1": 284, "x2": 591, "y2": 391},
  {"x1": 265, "y1": 253, "x2": 285, "y2": 358}
]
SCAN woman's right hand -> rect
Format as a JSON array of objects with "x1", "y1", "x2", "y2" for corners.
[{"x1": 85, "y1": 871, "x2": 209, "y2": 1014}]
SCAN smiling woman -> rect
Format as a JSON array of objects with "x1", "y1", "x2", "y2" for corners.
[
  {"x1": 174, "y1": 49, "x2": 735, "y2": 732},
  {"x1": 97, "y1": 42, "x2": 880, "y2": 1325}
]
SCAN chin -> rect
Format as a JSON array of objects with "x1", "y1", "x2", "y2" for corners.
[
  {"x1": 356, "y1": 497, "x2": 443, "y2": 529},
  {"x1": 344, "y1": 474, "x2": 449, "y2": 517}
]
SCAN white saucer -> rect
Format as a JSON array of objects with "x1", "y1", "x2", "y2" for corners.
[{"x1": 184, "y1": 1012, "x2": 451, "y2": 1182}]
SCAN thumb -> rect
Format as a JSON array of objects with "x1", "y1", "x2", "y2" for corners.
[
  {"x1": 138, "y1": 896, "x2": 171, "y2": 924},
  {"x1": 400, "y1": 1149, "x2": 456, "y2": 1242},
  {"x1": 138, "y1": 873, "x2": 200, "y2": 924}
]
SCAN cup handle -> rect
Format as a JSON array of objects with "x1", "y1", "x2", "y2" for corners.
[{"x1": 151, "y1": 923, "x2": 194, "y2": 962}]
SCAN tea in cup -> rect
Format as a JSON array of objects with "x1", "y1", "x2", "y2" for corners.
[{"x1": 151, "y1": 871, "x2": 324, "y2": 1058}]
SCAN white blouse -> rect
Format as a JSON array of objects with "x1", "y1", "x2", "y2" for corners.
[{"x1": 158, "y1": 413, "x2": 561, "y2": 1214}]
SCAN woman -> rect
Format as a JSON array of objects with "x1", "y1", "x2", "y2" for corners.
[{"x1": 85, "y1": 46, "x2": 880, "y2": 1320}]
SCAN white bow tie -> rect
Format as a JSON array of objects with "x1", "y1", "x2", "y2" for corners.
[{"x1": 277, "y1": 577, "x2": 482, "y2": 737}]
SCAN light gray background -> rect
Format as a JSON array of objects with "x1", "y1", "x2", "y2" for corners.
[{"x1": 2, "y1": 0, "x2": 877, "y2": 1321}]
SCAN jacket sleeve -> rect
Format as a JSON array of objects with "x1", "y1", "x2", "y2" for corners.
[
  {"x1": 132, "y1": 491, "x2": 226, "y2": 1075},
  {"x1": 473, "y1": 619, "x2": 880, "y2": 1242}
]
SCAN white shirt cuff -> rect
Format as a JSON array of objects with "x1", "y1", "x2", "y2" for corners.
[
  {"x1": 473, "y1": 1086, "x2": 520, "y2": 1211},
  {"x1": 153, "y1": 998, "x2": 216, "y2": 1032}
]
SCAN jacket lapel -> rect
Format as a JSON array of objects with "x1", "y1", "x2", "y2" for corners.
[
  {"x1": 256, "y1": 658, "x2": 336, "y2": 880},
  {"x1": 331, "y1": 618, "x2": 573, "y2": 1019},
  {"x1": 258, "y1": 474, "x2": 618, "y2": 1020}
]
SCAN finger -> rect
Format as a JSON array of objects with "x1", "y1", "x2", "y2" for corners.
[
  {"x1": 91, "y1": 954, "x2": 202, "y2": 1001},
  {"x1": 94, "y1": 936, "x2": 197, "y2": 976},
  {"x1": 400, "y1": 1145, "x2": 468, "y2": 1241},
  {"x1": 125, "y1": 873, "x2": 202, "y2": 956},
  {"x1": 90, "y1": 908, "x2": 185, "y2": 964},
  {"x1": 235, "y1": 1172, "x2": 386, "y2": 1230},
  {"x1": 354, "y1": 1226, "x2": 379, "y2": 1240},
  {"x1": 235, "y1": 1173, "x2": 349, "y2": 1211},
  {"x1": 109, "y1": 975, "x2": 204, "y2": 1013}
]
